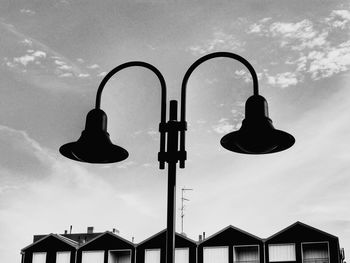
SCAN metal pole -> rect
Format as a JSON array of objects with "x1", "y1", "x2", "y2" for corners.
[
  {"x1": 166, "y1": 162, "x2": 176, "y2": 263},
  {"x1": 166, "y1": 100, "x2": 179, "y2": 263}
]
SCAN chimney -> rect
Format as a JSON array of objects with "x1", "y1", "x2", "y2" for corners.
[
  {"x1": 132, "y1": 237, "x2": 135, "y2": 243},
  {"x1": 203, "y1": 232, "x2": 206, "y2": 240},
  {"x1": 70, "y1": 225, "x2": 72, "y2": 234},
  {"x1": 112, "y1": 228, "x2": 120, "y2": 234},
  {"x1": 87, "y1": 226, "x2": 94, "y2": 234},
  {"x1": 64, "y1": 230, "x2": 68, "y2": 234},
  {"x1": 198, "y1": 234, "x2": 202, "y2": 242}
]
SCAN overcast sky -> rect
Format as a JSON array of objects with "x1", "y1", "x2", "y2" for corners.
[{"x1": 0, "y1": 0, "x2": 350, "y2": 262}]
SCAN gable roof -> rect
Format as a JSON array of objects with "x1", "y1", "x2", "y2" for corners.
[
  {"x1": 199, "y1": 225, "x2": 262, "y2": 245},
  {"x1": 137, "y1": 229, "x2": 197, "y2": 246},
  {"x1": 21, "y1": 233, "x2": 78, "y2": 251},
  {"x1": 265, "y1": 221, "x2": 338, "y2": 241},
  {"x1": 78, "y1": 231, "x2": 135, "y2": 249}
]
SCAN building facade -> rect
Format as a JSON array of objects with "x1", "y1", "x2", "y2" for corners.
[
  {"x1": 135, "y1": 229, "x2": 197, "y2": 263},
  {"x1": 77, "y1": 231, "x2": 136, "y2": 263},
  {"x1": 21, "y1": 234, "x2": 78, "y2": 263},
  {"x1": 265, "y1": 222, "x2": 343, "y2": 263},
  {"x1": 197, "y1": 225, "x2": 264, "y2": 263},
  {"x1": 21, "y1": 222, "x2": 346, "y2": 263}
]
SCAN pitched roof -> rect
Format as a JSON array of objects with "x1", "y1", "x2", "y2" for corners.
[
  {"x1": 78, "y1": 231, "x2": 135, "y2": 249},
  {"x1": 199, "y1": 225, "x2": 262, "y2": 244},
  {"x1": 265, "y1": 221, "x2": 339, "y2": 241},
  {"x1": 137, "y1": 229, "x2": 197, "y2": 246},
  {"x1": 21, "y1": 233, "x2": 78, "y2": 251}
]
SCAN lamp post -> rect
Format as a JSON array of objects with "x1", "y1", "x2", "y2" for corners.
[{"x1": 60, "y1": 52, "x2": 295, "y2": 263}]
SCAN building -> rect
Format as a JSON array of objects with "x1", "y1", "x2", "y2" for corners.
[
  {"x1": 21, "y1": 234, "x2": 78, "y2": 263},
  {"x1": 136, "y1": 229, "x2": 197, "y2": 263},
  {"x1": 21, "y1": 222, "x2": 346, "y2": 263},
  {"x1": 77, "y1": 231, "x2": 136, "y2": 263},
  {"x1": 265, "y1": 222, "x2": 344, "y2": 263},
  {"x1": 197, "y1": 225, "x2": 264, "y2": 263}
]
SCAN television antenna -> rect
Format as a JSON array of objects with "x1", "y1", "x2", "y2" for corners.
[{"x1": 180, "y1": 187, "x2": 193, "y2": 234}]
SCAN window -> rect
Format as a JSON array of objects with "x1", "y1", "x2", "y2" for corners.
[
  {"x1": 82, "y1": 251, "x2": 104, "y2": 263},
  {"x1": 175, "y1": 248, "x2": 189, "y2": 263},
  {"x1": 56, "y1": 252, "x2": 71, "y2": 263},
  {"x1": 32, "y1": 252, "x2": 46, "y2": 263},
  {"x1": 234, "y1": 246, "x2": 259, "y2": 263},
  {"x1": 302, "y1": 243, "x2": 329, "y2": 263},
  {"x1": 145, "y1": 249, "x2": 160, "y2": 263},
  {"x1": 203, "y1": 246, "x2": 229, "y2": 263},
  {"x1": 269, "y1": 244, "x2": 296, "y2": 262},
  {"x1": 109, "y1": 250, "x2": 131, "y2": 263}
]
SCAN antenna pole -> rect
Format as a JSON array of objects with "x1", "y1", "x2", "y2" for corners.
[{"x1": 180, "y1": 187, "x2": 193, "y2": 234}]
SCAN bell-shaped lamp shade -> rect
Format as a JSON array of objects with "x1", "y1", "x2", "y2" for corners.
[
  {"x1": 59, "y1": 109, "x2": 129, "y2": 163},
  {"x1": 220, "y1": 95, "x2": 295, "y2": 154}
]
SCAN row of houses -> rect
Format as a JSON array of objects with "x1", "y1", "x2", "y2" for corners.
[{"x1": 21, "y1": 221, "x2": 346, "y2": 263}]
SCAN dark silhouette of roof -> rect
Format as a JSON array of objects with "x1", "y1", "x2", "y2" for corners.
[
  {"x1": 137, "y1": 229, "x2": 197, "y2": 246},
  {"x1": 199, "y1": 225, "x2": 262, "y2": 245},
  {"x1": 265, "y1": 221, "x2": 339, "y2": 241},
  {"x1": 78, "y1": 231, "x2": 135, "y2": 249},
  {"x1": 22, "y1": 233, "x2": 78, "y2": 251}
]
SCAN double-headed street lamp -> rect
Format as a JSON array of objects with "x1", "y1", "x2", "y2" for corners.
[{"x1": 60, "y1": 52, "x2": 295, "y2": 263}]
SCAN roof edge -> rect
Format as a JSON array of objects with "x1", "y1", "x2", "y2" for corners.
[
  {"x1": 78, "y1": 231, "x2": 135, "y2": 249},
  {"x1": 265, "y1": 221, "x2": 339, "y2": 241},
  {"x1": 21, "y1": 233, "x2": 77, "y2": 252},
  {"x1": 137, "y1": 229, "x2": 197, "y2": 246},
  {"x1": 199, "y1": 225, "x2": 263, "y2": 245}
]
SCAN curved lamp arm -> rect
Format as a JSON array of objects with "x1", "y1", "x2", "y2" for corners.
[
  {"x1": 95, "y1": 61, "x2": 167, "y2": 119},
  {"x1": 179, "y1": 52, "x2": 260, "y2": 168},
  {"x1": 95, "y1": 61, "x2": 168, "y2": 168}
]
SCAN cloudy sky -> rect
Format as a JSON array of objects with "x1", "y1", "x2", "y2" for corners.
[{"x1": 0, "y1": 0, "x2": 350, "y2": 262}]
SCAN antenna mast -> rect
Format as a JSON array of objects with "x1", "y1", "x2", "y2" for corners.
[{"x1": 180, "y1": 187, "x2": 193, "y2": 234}]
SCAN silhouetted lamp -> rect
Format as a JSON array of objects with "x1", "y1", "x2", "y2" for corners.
[
  {"x1": 60, "y1": 52, "x2": 295, "y2": 263},
  {"x1": 60, "y1": 61, "x2": 167, "y2": 164},
  {"x1": 220, "y1": 94, "x2": 295, "y2": 154},
  {"x1": 59, "y1": 108, "x2": 129, "y2": 163}
]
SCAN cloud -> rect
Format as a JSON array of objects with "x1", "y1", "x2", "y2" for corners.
[
  {"x1": 270, "y1": 19, "x2": 316, "y2": 40},
  {"x1": 308, "y1": 41, "x2": 350, "y2": 79},
  {"x1": 246, "y1": 10, "x2": 350, "y2": 84},
  {"x1": 59, "y1": 72, "x2": 73, "y2": 78},
  {"x1": 87, "y1": 64, "x2": 100, "y2": 69},
  {"x1": 326, "y1": 10, "x2": 350, "y2": 29},
  {"x1": 11, "y1": 50, "x2": 46, "y2": 67},
  {"x1": 13, "y1": 54, "x2": 35, "y2": 66},
  {"x1": 212, "y1": 118, "x2": 235, "y2": 134},
  {"x1": 54, "y1": 60, "x2": 66, "y2": 66},
  {"x1": 58, "y1": 64, "x2": 73, "y2": 70},
  {"x1": 268, "y1": 19, "x2": 329, "y2": 51},
  {"x1": 266, "y1": 72, "x2": 299, "y2": 88},
  {"x1": 32, "y1": 51, "x2": 46, "y2": 58},
  {"x1": 1, "y1": 22, "x2": 91, "y2": 87},
  {"x1": 97, "y1": 71, "x2": 107, "y2": 77},
  {"x1": 234, "y1": 69, "x2": 254, "y2": 83},
  {"x1": 0, "y1": 125, "x2": 54, "y2": 179},
  {"x1": 78, "y1": 73, "x2": 90, "y2": 78},
  {"x1": 20, "y1": 9, "x2": 36, "y2": 16},
  {"x1": 188, "y1": 29, "x2": 244, "y2": 55},
  {"x1": 248, "y1": 23, "x2": 263, "y2": 33},
  {"x1": 20, "y1": 39, "x2": 33, "y2": 46}
]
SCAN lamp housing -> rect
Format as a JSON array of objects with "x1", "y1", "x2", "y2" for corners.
[
  {"x1": 59, "y1": 109, "x2": 129, "y2": 163},
  {"x1": 220, "y1": 95, "x2": 295, "y2": 154}
]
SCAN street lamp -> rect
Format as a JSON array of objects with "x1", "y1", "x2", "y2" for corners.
[{"x1": 60, "y1": 52, "x2": 295, "y2": 263}]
